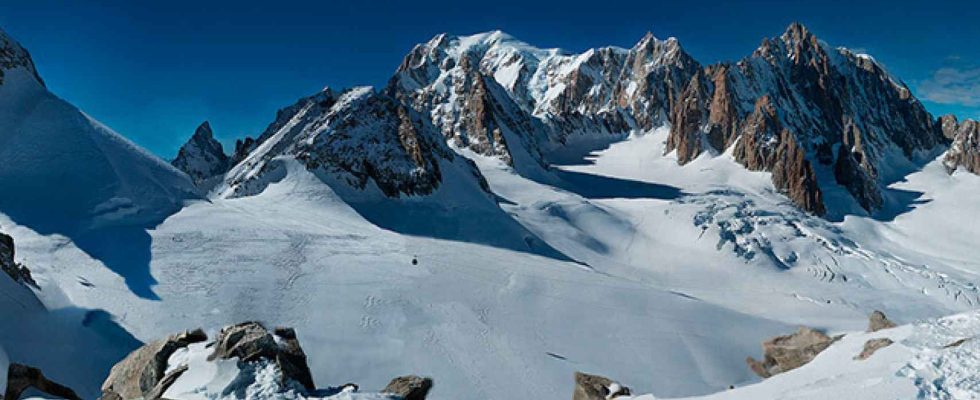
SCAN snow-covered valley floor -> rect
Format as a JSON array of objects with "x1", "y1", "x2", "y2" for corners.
[{"x1": 4, "y1": 128, "x2": 980, "y2": 399}]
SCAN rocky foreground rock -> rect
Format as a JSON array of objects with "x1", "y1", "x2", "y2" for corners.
[
  {"x1": 100, "y1": 328, "x2": 208, "y2": 399},
  {"x1": 746, "y1": 327, "x2": 842, "y2": 378},
  {"x1": 96, "y1": 321, "x2": 432, "y2": 400},
  {"x1": 3, "y1": 363, "x2": 81, "y2": 400},
  {"x1": 572, "y1": 372, "x2": 631, "y2": 400}
]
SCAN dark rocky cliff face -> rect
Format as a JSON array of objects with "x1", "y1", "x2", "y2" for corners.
[
  {"x1": 171, "y1": 121, "x2": 230, "y2": 185},
  {"x1": 219, "y1": 87, "x2": 489, "y2": 199}
]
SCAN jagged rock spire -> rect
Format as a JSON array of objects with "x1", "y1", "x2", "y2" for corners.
[{"x1": 171, "y1": 121, "x2": 230, "y2": 185}]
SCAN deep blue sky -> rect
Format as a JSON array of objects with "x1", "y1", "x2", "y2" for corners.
[{"x1": 2, "y1": 0, "x2": 978, "y2": 158}]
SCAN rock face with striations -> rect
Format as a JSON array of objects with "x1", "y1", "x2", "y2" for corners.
[
  {"x1": 171, "y1": 121, "x2": 231, "y2": 186},
  {"x1": 747, "y1": 326, "x2": 841, "y2": 378}
]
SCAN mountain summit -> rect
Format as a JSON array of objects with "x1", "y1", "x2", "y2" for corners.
[
  {"x1": 387, "y1": 24, "x2": 953, "y2": 217},
  {"x1": 171, "y1": 121, "x2": 230, "y2": 187}
]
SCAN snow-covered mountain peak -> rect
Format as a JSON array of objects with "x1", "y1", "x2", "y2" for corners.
[{"x1": 632, "y1": 31, "x2": 691, "y2": 68}]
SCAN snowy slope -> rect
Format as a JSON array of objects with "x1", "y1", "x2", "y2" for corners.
[
  {"x1": 0, "y1": 47, "x2": 197, "y2": 234},
  {"x1": 4, "y1": 160, "x2": 803, "y2": 399},
  {"x1": 620, "y1": 310, "x2": 980, "y2": 400}
]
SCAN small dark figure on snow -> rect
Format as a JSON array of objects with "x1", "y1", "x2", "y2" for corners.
[{"x1": 411, "y1": 257, "x2": 418, "y2": 266}]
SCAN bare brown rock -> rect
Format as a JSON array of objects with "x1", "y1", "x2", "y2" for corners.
[
  {"x1": 867, "y1": 310, "x2": 897, "y2": 332},
  {"x1": 666, "y1": 72, "x2": 708, "y2": 164},
  {"x1": 854, "y1": 338, "x2": 893, "y2": 360},
  {"x1": 941, "y1": 115, "x2": 980, "y2": 174},
  {"x1": 383, "y1": 375, "x2": 433, "y2": 400},
  {"x1": 208, "y1": 322, "x2": 316, "y2": 391},
  {"x1": 747, "y1": 327, "x2": 841, "y2": 378},
  {"x1": 705, "y1": 65, "x2": 740, "y2": 151},
  {"x1": 5, "y1": 363, "x2": 81, "y2": 400},
  {"x1": 733, "y1": 97, "x2": 825, "y2": 215},
  {"x1": 572, "y1": 372, "x2": 631, "y2": 400},
  {"x1": 100, "y1": 328, "x2": 207, "y2": 400}
]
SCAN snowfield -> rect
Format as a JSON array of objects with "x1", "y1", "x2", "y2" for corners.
[{"x1": 4, "y1": 128, "x2": 980, "y2": 398}]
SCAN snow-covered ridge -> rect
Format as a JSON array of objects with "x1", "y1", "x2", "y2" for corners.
[{"x1": 0, "y1": 46, "x2": 197, "y2": 233}]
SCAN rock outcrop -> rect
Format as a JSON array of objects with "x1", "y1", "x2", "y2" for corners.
[
  {"x1": 940, "y1": 115, "x2": 980, "y2": 174},
  {"x1": 99, "y1": 328, "x2": 207, "y2": 400},
  {"x1": 0, "y1": 231, "x2": 36, "y2": 287},
  {"x1": 854, "y1": 338, "x2": 893, "y2": 360},
  {"x1": 208, "y1": 322, "x2": 316, "y2": 391},
  {"x1": 4, "y1": 363, "x2": 81, "y2": 400},
  {"x1": 867, "y1": 310, "x2": 897, "y2": 332},
  {"x1": 747, "y1": 327, "x2": 842, "y2": 378},
  {"x1": 572, "y1": 372, "x2": 631, "y2": 400},
  {"x1": 98, "y1": 323, "x2": 410, "y2": 399},
  {"x1": 382, "y1": 375, "x2": 434, "y2": 400},
  {"x1": 171, "y1": 121, "x2": 230, "y2": 185}
]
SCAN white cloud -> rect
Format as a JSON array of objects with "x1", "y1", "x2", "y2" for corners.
[{"x1": 917, "y1": 67, "x2": 980, "y2": 106}]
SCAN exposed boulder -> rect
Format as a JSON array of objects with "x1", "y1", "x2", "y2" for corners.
[
  {"x1": 208, "y1": 322, "x2": 315, "y2": 391},
  {"x1": 99, "y1": 328, "x2": 207, "y2": 400},
  {"x1": 5, "y1": 363, "x2": 81, "y2": 400},
  {"x1": 747, "y1": 327, "x2": 842, "y2": 378},
  {"x1": 383, "y1": 375, "x2": 434, "y2": 400},
  {"x1": 854, "y1": 338, "x2": 893, "y2": 360},
  {"x1": 572, "y1": 372, "x2": 631, "y2": 400},
  {"x1": 867, "y1": 310, "x2": 896, "y2": 332}
]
